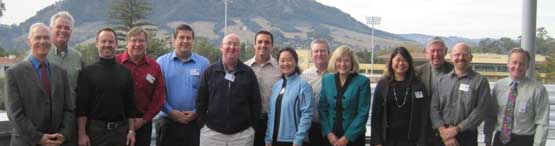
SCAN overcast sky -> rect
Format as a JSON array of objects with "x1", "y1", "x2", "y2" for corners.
[{"x1": 1, "y1": 0, "x2": 554, "y2": 39}]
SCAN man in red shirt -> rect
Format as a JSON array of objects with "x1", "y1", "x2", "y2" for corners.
[{"x1": 116, "y1": 26, "x2": 166, "y2": 146}]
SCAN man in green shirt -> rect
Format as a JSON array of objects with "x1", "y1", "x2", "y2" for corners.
[
  {"x1": 48, "y1": 11, "x2": 84, "y2": 146},
  {"x1": 48, "y1": 11, "x2": 84, "y2": 94}
]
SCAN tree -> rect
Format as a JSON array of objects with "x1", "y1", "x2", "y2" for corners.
[
  {"x1": 108, "y1": 0, "x2": 154, "y2": 42},
  {"x1": 0, "y1": 46, "x2": 7, "y2": 56},
  {"x1": 498, "y1": 37, "x2": 520, "y2": 52},
  {"x1": 74, "y1": 43, "x2": 98, "y2": 65},
  {"x1": 536, "y1": 27, "x2": 555, "y2": 55},
  {"x1": 108, "y1": 0, "x2": 172, "y2": 59},
  {"x1": 0, "y1": 0, "x2": 5, "y2": 17},
  {"x1": 538, "y1": 53, "x2": 555, "y2": 82},
  {"x1": 477, "y1": 38, "x2": 504, "y2": 54},
  {"x1": 195, "y1": 37, "x2": 220, "y2": 63},
  {"x1": 356, "y1": 49, "x2": 370, "y2": 64},
  {"x1": 146, "y1": 31, "x2": 172, "y2": 59},
  {"x1": 240, "y1": 43, "x2": 254, "y2": 61}
]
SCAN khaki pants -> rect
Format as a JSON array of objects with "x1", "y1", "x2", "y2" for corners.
[{"x1": 199, "y1": 126, "x2": 254, "y2": 146}]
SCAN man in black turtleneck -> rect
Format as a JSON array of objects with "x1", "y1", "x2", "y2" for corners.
[{"x1": 76, "y1": 28, "x2": 138, "y2": 146}]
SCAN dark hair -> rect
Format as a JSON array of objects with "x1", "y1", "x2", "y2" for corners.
[
  {"x1": 385, "y1": 47, "x2": 417, "y2": 82},
  {"x1": 173, "y1": 24, "x2": 195, "y2": 39},
  {"x1": 254, "y1": 30, "x2": 273, "y2": 45},
  {"x1": 96, "y1": 27, "x2": 117, "y2": 43},
  {"x1": 277, "y1": 47, "x2": 301, "y2": 75}
]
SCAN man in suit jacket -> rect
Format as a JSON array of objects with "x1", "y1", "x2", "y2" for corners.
[
  {"x1": 415, "y1": 37, "x2": 453, "y2": 146},
  {"x1": 5, "y1": 23, "x2": 74, "y2": 146}
]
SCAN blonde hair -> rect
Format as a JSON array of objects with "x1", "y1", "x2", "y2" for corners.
[{"x1": 328, "y1": 45, "x2": 360, "y2": 73}]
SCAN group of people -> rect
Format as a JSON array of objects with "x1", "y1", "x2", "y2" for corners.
[{"x1": 3, "y1": 11, "x2": 549, "y2": 146}]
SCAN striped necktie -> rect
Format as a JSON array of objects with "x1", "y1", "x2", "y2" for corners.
[{"x1": 500, "y1": 81, "x2": 518, "y2": 144}]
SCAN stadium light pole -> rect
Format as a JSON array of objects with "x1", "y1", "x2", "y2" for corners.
[
  {"x1": 366, "y1": 16, "x2": 381, "y2": 75},
  {"x1": 224, "y1": 0, "x2": 228, "y2": 36}
]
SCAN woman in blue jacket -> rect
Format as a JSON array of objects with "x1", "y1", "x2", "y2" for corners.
[
  {"x1": 265, "y1": 47, "x2": 314, "y2": 146},
  {"x1": 319, "y1": 45, "x2": 371, "y2": 146}
]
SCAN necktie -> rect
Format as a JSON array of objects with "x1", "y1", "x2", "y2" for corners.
[
  {"x1": 40, "y1": 62, "x2": 51, "y2": 96},
  {"x1": 500, "y1": 82, "x2": 518, "y2": 144}
]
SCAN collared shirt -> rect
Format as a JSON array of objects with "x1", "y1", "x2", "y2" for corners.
[
  {"x1": 430, "y1": 69, "x2": 493, "y2": 131},
  {"x1": 484, "y1": 77, "x2": 549, "y2": 146},
  {"x1": 116, "y1": 52, "x2": 166, "y2": 120},
  {"x1": 300, "y1": 66, "x2": 327, "y2": 122},
  {"x1": 28, "y1": 55, "x2": 50, "y2": 79},
  {"x1": 157, "y1": 51, "x2": 210, "y2": 116},
  {"x1": 245, "y1": 57, "x2": 281, "y2": 113},
  {"x1": 47, "y1": 45, "x2": 84, "y2": 91}
]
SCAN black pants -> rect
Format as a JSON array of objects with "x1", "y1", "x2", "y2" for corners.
[
  {"x1": 306, "y1": 122, "x2": 325, "y2": 146},
  {"x1": 87, "y1": 120, "x2": 128, "y2": 146},
  {"x1": 432, "y1": 130, "x2": 477, "y2": 146},
  {"x1": 324, "y1": 135, "x2": 365, "y2": 146},
  {"x1": 254, "y1": 114, "x2": 268, "y2": 146},
  {"x1": 492, "y1": 131, "x2": 534, "y2": 146},
  {"x1": 156, "y1": 118, "x2": 199, "y2": 146},
  {"x1": 134, "y1": 121, "x2": 152, "y2": 146},
  {"x1": 384, "y1": 128, "x2": 417, "y2": 146},
  {"x1": 273, "y1": 141, "x2": 294, "y2": 146},
  {"x1": 384, "y1": 140, "x2": 417, "y2": 146}
]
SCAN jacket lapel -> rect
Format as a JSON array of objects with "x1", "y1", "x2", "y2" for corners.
[
  {"x1": 423, "y1": 63, "x2": 432, "y2": 94},
  {"x1": 49, "y1": 65, "x2": 57, "y2": 97},
  {"x1": 22, "y1": 61, "x2": 48, "y2": 95}
]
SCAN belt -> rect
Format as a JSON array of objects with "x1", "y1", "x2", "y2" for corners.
[{"x1": 89, "y1": 119, "x2": 126, "y2": 130}]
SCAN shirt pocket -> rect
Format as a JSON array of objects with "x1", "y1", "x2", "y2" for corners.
[
  {"x1": 515, "y1": 98, "x2": 534, "y2": 124},
  {"x1": 190, "y1": 74, "x2": 200, "y2": 89}
]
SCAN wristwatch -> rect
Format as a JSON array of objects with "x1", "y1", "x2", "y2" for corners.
[{"x1": 128, "y1": 130, "x2": 135, "y2": 135}]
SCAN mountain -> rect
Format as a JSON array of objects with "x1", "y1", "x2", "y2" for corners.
[
  {"x1": 0, "y1": 0, "x2": 413, "y2": 53},
  {"x1": 399, "y1": 33, "x2": 482, "y2": 49}
]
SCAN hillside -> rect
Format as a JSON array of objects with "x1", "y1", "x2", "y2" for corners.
[
  {"x1": 400, "y1": 33, "x2": 481, "y2": 49},
  {"x1": 0, "y1": 0, "x2": 412, "y2": 52}
]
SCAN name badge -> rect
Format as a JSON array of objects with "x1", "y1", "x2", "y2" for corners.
[
  {"x1": 225, "y1": 73, "x2": 235, "y2": 82},
  {"x1": 519, "y1": 102, "x2": 527, "y2": 113},
  {"x1": 146, "y1": 74, "x2": 155, "y2": 84},
  {"x1": 415, "y1": 91, "x2": 424, "y2": 99},
  {"x1": 190, "y1": 69, "x2": 200, "y2": 76},
  {"x1": 279, "y1": 88, "x2": 286, "y2": 95},
  {"x1": 459, "y1": 84, "x2": 470, "y2": 92}
]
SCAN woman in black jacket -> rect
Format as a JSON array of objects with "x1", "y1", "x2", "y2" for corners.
[{"x1": 370, "y1": 47, "x2": 429, "y2": 146}]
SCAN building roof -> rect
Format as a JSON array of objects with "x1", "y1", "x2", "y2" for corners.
[{"x1": 0, "y1": 56, "x2": 21, "y2": 65}]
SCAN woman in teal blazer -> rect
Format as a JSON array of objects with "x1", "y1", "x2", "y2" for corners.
[{"x1": 319, "y1": 45, "x2": 371, "y2": 146}]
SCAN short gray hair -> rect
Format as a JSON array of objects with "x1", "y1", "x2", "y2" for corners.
[
  {"x1": 310, "y1": 39, "x2": 329, "y2": 51},
  {"x1": 50, "y1": 11, "x2": 75, "y2": 28},
  {"x1": 28, "y1": 23, "x2": 51, "y2": 39},
  {"x1": 426, "y1": 36, "x2": 446, "y2": 48}
]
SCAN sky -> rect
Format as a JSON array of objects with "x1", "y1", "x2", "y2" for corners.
[{"x1": 0, "y1": 0, "x2": 554, "y2": 39}]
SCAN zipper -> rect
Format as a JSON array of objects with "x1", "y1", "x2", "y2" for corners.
[
  {"x1": 226, "y1": 75, "x2": 232, "y2": 130},
  {"x1": 293, "y1": 95, "x2": 299, "y2": 132}
]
